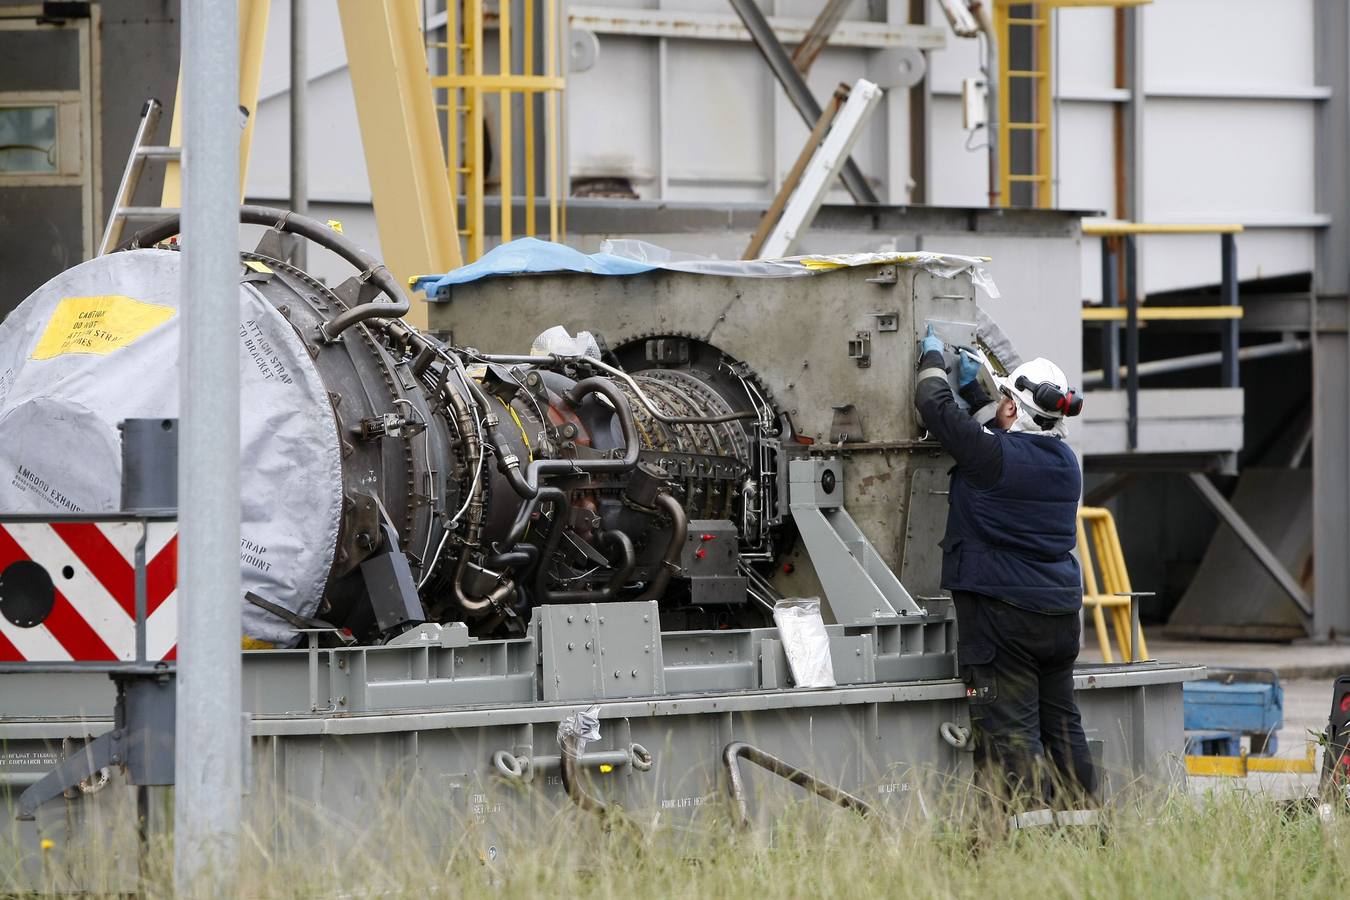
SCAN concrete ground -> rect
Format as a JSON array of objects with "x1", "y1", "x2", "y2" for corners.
[{"x1": 1082, "y1": 638, "x2": 1350, "y2": 799}]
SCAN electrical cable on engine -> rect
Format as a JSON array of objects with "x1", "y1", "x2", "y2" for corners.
[
  {"x1": 393, "y1": 397, "x2": 441, "y2": 574},
  {"x1": 502, "y1": 363, "x2": 549, "y2": 429},
  {"x1": 556, "y1": 565, "x2": 602, "y2": 584},
  {"x1": 417, "y1": 367, "x2": 488, "y2": 589}
]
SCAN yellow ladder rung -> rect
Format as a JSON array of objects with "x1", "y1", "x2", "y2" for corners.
[
  {"x1": 1007, "y1": 18, "x2": 1046, "y2": 25},
  {"x1": 1008, "y1": 174, "x2": 1049, "y2": 182},
  {"x1": 1008, "y1": 70, "x2": 1047, "y2": 78},
  {"x1": 1007, "y1": 122, "x2": 1047, "y2": 130},
  {"x1": 1077, "y1": 506, "x2": 1150, "y2": 664}
]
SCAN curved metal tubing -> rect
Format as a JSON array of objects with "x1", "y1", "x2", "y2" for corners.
[
  {"x1": 543, "y1": 529, "x2": 637, "y2": 604},
  {"x1": 559, "y1": 734, "x2": 610, "y2": 818},
  {"x1": 633, "y1": 493, "x2": 688, "y2": 603},
  {"x1": 476, "y1": 353, "x2": 758, "y2": 425},
  {"x1": 722, "y1": 741, "x2": 875, "y2": 829},
  {"x1": 120, "y1": 205, "x2": 411, "y2": 340}
]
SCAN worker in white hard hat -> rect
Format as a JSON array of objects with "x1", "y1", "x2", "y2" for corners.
[{"x1": 914, "y1": 325, "x2": 1095, "y2": 813}]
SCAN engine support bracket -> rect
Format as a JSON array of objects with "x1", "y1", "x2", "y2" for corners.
[{"x1": 788, "y1": 458, "x2": 924, "y2": 622}]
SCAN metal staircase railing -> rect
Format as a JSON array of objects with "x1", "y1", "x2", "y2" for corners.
[{"x1": 1081, "y1": 221, "x2": 1245, "y2": 451}]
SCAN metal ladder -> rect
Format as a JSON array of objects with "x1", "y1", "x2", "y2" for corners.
[
  {"x1": 98, "y1": 98, "x2": 181, "y2": 255},
  {"x1": 995, "y1": 2, "x2": 1054, "y2": 209}
]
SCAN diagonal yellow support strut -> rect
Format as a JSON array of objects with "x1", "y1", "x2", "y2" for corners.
[
  {"x1": 337, "y1": 0, "x2": 463, "y2": 327},
  {"x1": 161, "y1": 0, "x2": 272, "y2": 207}
]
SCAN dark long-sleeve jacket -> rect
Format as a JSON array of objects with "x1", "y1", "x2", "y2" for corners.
[
  {"x1": 913, "y1": 349, "x2": 1083, "y2": 613},
  {"x1": 913, "y1": 349, "x2": 1004, "y2": 490}
]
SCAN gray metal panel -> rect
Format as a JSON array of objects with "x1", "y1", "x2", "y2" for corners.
[
  {"x1": 0, "y1": 30, "x2": 79, "y2": 90},
  {"x1": 97, "y1": 3, "x2": 182, "y2": 224},
  {"x1": 0, "y1": 186, "x2": 84, "y2": 317},
  {"x1": 1168, "y1": 468, "x2": 1312, "y2": 640},
  {"x1": 899, "y1": 465, "x2": 950, "y2": 601},
  {"x1": 1079, "y1": 388, "x2": 1245, "y2": 457},
  {"x1": 539, "y1": 602, "x2": 666, "y2": 701}
]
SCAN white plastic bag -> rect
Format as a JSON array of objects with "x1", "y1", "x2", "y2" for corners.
[
  {"x1": 530, "y1": 325, "x2": 601, "y2": 359},
  {"x1": 772, "y1": 598, "x2": 836, "y2": 688}
]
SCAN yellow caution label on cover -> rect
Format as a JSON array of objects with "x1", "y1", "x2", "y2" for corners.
[
  {"x1": 31, "y1": 295, "x2": 176, "y2": 360},
  {"x1": 244, "y1": 260, "x2": 273, "y2": 274}
]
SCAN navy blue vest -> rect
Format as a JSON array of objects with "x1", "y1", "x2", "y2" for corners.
[{"x1": 939, "y1": 431, "x2": 1083, "y2": 613}]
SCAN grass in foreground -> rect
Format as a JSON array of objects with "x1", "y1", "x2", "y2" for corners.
[{"x1": 6, "y1": 784, "x2": 1350, "y2": 898}]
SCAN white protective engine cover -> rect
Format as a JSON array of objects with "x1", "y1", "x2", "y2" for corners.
[{"x1": 0, "y1": 249, "x2": 343, "y2": 645}]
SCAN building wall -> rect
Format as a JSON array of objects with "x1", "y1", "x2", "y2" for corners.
[
  {"x1": 239, "y1": 0, "x2": 1324, "y2": 302},
  {"x1": 0, "y1": 1, "x2": 180, "y2": 318}
]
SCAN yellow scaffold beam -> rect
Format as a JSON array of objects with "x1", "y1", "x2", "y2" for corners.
[
  {"x1": 161, "y1": 0, "x2": 272, "y2": 206},
  {"x1": 337, "y1": 0, "x2": 463, "y2": 328}
]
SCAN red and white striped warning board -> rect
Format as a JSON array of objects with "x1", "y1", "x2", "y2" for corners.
[{"x1": 0, "y1": 521, "x2": 177, "y2": 662}]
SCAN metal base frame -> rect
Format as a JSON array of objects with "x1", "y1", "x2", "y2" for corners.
[{"x1": 2, "y1": 659, "x2": 1199, "y2": 888}]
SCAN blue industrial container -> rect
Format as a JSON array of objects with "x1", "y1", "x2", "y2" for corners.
[{"x1": 1183, "y1": 669, "x2": 1283, "y2": 757}]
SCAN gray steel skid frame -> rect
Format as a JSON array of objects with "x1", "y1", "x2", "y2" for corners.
[{"x1": 3, "y1": 597, "x2": 1198, "y2": 882}]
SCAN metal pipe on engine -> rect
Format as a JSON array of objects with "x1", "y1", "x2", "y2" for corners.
[
  {"x1": 543, "y1": 530, "x2": 638, "y2": 604},
  {"x1": 487, "y1": 376, "x2": 643, "y2": 501},
  {"x1": 122, "y1": 206, "x2": 412, "y2": 339},
  {"x1": 634, "y1": 492, "x2": 687, "y2": 604},
  {"x1": 475, "y1": 353, "x2": 759, "y2": 426}
]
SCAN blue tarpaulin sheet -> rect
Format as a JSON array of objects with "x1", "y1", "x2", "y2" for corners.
[
  {"x1": 411, "y1": 238, "x2": 656, "y2": 297},
  {"x1": 412, "y1": 238, "x2": 1000, "y2": 301}
]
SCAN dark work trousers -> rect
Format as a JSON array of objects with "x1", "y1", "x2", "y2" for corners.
[{"x1": 953, "y1": 590, "x2": 1098, "y2": 808}]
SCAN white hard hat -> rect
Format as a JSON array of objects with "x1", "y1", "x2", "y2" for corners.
[{"x1": 997, "y1": 357, "x2": 1081, "y2": 433}]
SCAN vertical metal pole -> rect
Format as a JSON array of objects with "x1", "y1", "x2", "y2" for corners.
[
  {"x1": 545, "y1": 0, "x2": 558, "y2": 242},
  {"x1": 1124, "y1": 233, "x2": 1139, "y2": 450},
  {"x1": 907, "y1": 0, "x2": 930, "y2": 204},
  {"x1": 1313, "y1": 0, "x2": 1350, "y2": 639},
  {"x1": 175, "y1": 0, "x2": 242, "y2": 890},
  {"x1": 1130, "y1": 595, "x2": 1141, "y2": 662},
  {"x1": 134, "y1": 529, "x2": 147, "y2": 663},
  {"x1": 1101, "y1": 236, "x2": 1121, "y2": 390},
  {"x1": 976, "y1": 1, "x2": 1000, "y2": 207},
  {"x1": 499, "y1": 0, "x2": 513, "y2": 243},
  {"x1": 290, "y1": 0, "x2": 308, "y2": 269},
  {"x1": 523, "y1": 0, "x2": 536, "y2": 236},
  {"x1": 1220, "y1": 232, "x2": 1239, "y2": 388}
]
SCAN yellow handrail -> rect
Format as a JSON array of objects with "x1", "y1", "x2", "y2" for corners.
[
  {"x1": 1082, "y1": 306, "x2": 1243, "y2": 322},
  {"x1": 1083, "y1": 221, "x2": 1245, "y2": 236}
]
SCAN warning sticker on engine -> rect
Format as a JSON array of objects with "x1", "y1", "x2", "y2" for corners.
[{"x1": 30, "y1": 295, "x2": 176, "y2": 360}]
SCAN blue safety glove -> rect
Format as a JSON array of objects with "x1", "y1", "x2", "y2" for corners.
[
  {"x1": 920, "y1": 324, "x2": 944, "y2": 357},
  {"x1": 956, "y1": 348, "x2": 981, "y2": 387}
]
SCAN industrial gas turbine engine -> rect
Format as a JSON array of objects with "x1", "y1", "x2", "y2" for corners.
[{"x1": 0, "y1": 208, "x2": 813, "y2": 646}]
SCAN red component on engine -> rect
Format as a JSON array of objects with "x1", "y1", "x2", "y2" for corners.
[
  {"x1": 700, "y1": 533, "x2": 715, "y2": 542},
  {"x1": 696, "y1": 548, "x2": 707, "y2": 560}
]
